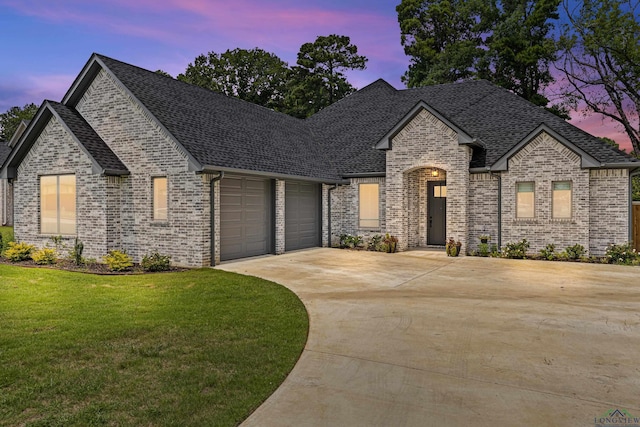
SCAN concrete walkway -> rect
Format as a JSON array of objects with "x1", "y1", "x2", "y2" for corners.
[{"x1": 218, "y1": 248, "x2": 640, "y2": 427}]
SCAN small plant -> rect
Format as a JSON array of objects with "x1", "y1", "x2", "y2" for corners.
[
  {"x1": 477, "y1": 242, "x2": 490, "y2": 257},
  {"x1": 141, "y1": 252, "x2": 171, "y2": 272},
  {"x1": 339, "y1": 234, "x2": 364, "y2": 249},
  {"x1": 490, "y1": 244, "x2": 500, "y2": 257},
  {"x1": 383, "y1": 233, "x2": 398, "y2": 253},
  {"x1": 69, "y1": 238, "x2": 84, "y2": 265},
  {"x1": 479, "y1": 235, "x2": 490, "y2": 243},
  {"x1": 604, "y1": 242, "x2": 640, "y2": 265},
  {"x1": 32, "y1": 247, "x2": 58, "y2": 265},
  {"x1": 539, "y1": 243, "x2": 557, "y2": 261},
  {"x1": 445, "y1": 237, "x2": 462, "y2": 257},
  {"x1": 563, "y1": 244, "x2": 585, "y2": 261},
  {"x1": 502, "y1": 239, "x2": 529, "y2": 259},
  {"x1": 367, "y1": 234, "x2": 384, "y2": 251},
  {"x1": 103, "y1": 250, "x2": 133, "y2": 272},
  {"x1": 4, "y1": 241, "x2": 35, "y2": 262},
  {"x1": 0, "y1": 232, "x2": 3, "y2": 255}
]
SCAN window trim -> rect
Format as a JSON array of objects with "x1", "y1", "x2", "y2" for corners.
[
  {"x1": 358, "y1": 182, "x2": 380, "y2": 229},
  {"x1": 552, "y1": 180, "x2": 572, "y2": 220},
  {"x1": 40, "y1": 173, "x2": 77, "y2": 236},
  {"x1": 516, "y1": 181, "x2": 535, "y2": 219},
  {"x1": 152, "y1": 176, "x2": 168, "y2": 222}
]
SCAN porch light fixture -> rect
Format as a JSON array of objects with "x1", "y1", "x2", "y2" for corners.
[{"x1": 431, "y1": 170, "x2": 439, "y2": 177}]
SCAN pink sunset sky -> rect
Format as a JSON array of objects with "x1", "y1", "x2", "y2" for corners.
[{"x1": 0, "y1": 0, "x2": 634, "y2": 151}]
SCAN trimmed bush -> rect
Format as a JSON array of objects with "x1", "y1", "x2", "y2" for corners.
[
  {"x1": 103, "y1": 250, "x2": 133, "y2": 272},
  {"x1": 563, "y1": 244, "x2": 586, "y2": 260},
  {"x1": 69, "y1": 238, "x2": 85, "y2": 265},
  {"x1": 604, "y1": 243, "x2": 640, "y2": 265},
  {"x1": 141, "y1": 252, "x2": 171, "y2": 272},
  {"x1": 539, "y1": 243, "x2": 557, "y2": 260},
  {"x1": 4, "y1": 241, "x2": 35, "y2": 262},
  {"x1": 32, "y1": 248, "x2": 58, "y2": 265},
  {"x1": 502, "y1": 239, "x2": 529, "y2": 259}
]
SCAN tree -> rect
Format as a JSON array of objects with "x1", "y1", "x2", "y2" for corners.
[
  {"x1": 0, "y1": 103, "x2": 38, "y2": 142},
  {"x1": 558, "y1": 0, "x2": 640, "y2": 155},
  {"x1": 397, "y1": 0, "x2": 566, "y2": 116},
  {"x1": 155, "y1": 70, "x2": 172, "y2": 78},
  {"x1": 397, "y1": 0, "x2": 492, "y2": 86},
  {"x1": 177, "y1": 48, "x2": 289, "y2": 110},
  {"x1": 293, "y1": 34, "x2": 368, "y2": 112}
]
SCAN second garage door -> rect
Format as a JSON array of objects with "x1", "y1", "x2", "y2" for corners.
[
  {"x1": 220, "y1": 175, "x2": 272, "y2": 261},
  {"x1": 285, "y1": 181, "x2": 321, "y2": 251}
]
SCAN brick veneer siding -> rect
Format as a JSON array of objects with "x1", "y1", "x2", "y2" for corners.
[
  {"x1": 501, "y1": 132, "x2": 591, "y2": 254},
  {"x1": 468, "y1": 173, "x2": 500, "y2": 252},
  {"x1": 386, "y1": 109, "x2": 471, "y2": 252},
  {"x1": 275, "y1": 179, "x2": 285, "y2": 255},
  {"x1": 589, "y1": 169, "x2": 629, "y2": 255},
  {"x1": 14, "y1": 117, "x2": 110, "y2": 258},
  {"x1": 76, "y1": 69, "x2": 208, "y2": 266},
  {"x1": 329, "y1": 177, "x2": 386, "y2": 246}
]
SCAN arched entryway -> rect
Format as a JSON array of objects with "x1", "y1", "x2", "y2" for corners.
[{"x1": 406, "y1": 167, "x2": 447, "y2": 248}]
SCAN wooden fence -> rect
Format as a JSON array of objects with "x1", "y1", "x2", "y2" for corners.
[{"x1": 634, "y1": 202, "x2": 640, "y2": 252}]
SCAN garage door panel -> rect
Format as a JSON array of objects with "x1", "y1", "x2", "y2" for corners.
[
  {"x1": 285, "y1": 181, "x2": 320, "y2": 251},
  {"x1": 220, "y1": 175, "x2": 272, "y2": 261}
]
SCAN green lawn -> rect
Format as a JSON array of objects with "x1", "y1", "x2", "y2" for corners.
[
  {"x1": 0, "y1": 266, "x2": 308, "y2": 426},
  {"x1": 0, "y1": 226, "x2": 13, "y2": 251}
]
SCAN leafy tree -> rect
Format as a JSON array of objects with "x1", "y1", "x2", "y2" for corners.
[
  {"x1": 397, "y1": 0, "x2": 566, "y2": 116},
  {"x1": 558, "y1": 0, "x2": 640, "y2": 155},
  {"x1": 600, "y1": 136, "x2": 620, "y2": 150},
  {"x1": 178, "y1": 48, "x2": 289, "y2": 110},
  {"x1": 0, "y1": 103, "x2": 38, "y2": 142},
  {"x1": 155, "y1": 69, "x2": 172, "y2": 78},
  {"x1": 292, "y1": 34, "x2": 368, "y2": 114}
]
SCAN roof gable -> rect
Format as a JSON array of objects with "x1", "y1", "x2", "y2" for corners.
[{"x1": 0, "y1": 101, "x2": 128, "y2": 179}]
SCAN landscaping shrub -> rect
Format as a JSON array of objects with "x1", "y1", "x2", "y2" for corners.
[
  {"x1": 103, "y1": 250, "x2": 133, "y2": 271},
  {"x1": 477, "y1": 243, "x2": 490, "y2": 257},
  {"x1": 339, "y1": 233, "x2": 364, "y2": 249},
  {"x1": 604, "y1": 243, "x2": 640, "y2": 265},
  {"x1": 367, "y1": 234, "x2": 383, "y2": 251},
  {"x1": 563, "y1": 244, "x2": 586, "y2": 260},
  {"x1": 539, "y1": 243, "x2": 557, "y2": 261},
  {"x1": 502, "y1": 239, "x2": 529, "y2": 259},
  {"x1": 69, "y1": 238, "x2": 84, "y2": 265},
  {"x1": 383, "y1": 233, "x2": 398, "y2": 253},
  {"x1": 32, "y1": 247, "x2": 58, "y2": 265},
  {"x1": 141, "y1": 252, "x2": 171, "y2": 272},
  {"x1": 4, "y1": 241, "x2": 35, "y2": 262}
]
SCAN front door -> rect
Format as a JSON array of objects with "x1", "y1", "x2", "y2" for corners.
[{"x1": 427, "y1": 181, "x2": 446, "y2": 245}]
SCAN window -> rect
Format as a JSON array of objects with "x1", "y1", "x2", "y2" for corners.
[
  {"x1": 552, "y1": 181, "x2": 572, "y2": 219},
  {"x1": 41, "y1": 174, "x2": 76, "y2": 235},
  {"x1": 516, "y1": 182, "x2": 535, "y2": 218},
  {"x1": 153, "y1": 177, "x2": 168, "y2": 221},
  {"x1": 359, "y1": 183, "x2": 379, "y2": 228},
  {"x1": 433, "y1": 184, "x2": 447, "y2": 198}
]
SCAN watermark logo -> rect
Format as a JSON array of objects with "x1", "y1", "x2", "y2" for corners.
[{"x1": 594, "y1": 408, "x2": 640, "y2": 427}]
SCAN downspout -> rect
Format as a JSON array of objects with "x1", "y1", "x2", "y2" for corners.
[
  {"x1": 629, "y1": 168, "x2": 640, "y2": 243},
  {"x1": 327, "y1": 184, "x2": 338, "y2": 248},
  {"x1": 490, "y1": 171, "x2": 502, "y2": 249},
  {"x1": 1, "y1": 179, "x2": 6, "y2": 226},
  {"x1": 210, "y1": 171, "x2": 224, "y2": 266}
]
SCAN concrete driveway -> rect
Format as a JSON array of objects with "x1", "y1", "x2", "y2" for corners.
[{"x1": 218, "y1": 248, "x2": 640, "y2": 427}]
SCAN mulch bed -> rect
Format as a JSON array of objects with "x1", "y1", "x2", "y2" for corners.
[{"x1": 0, "y1": 257, "x2": 188, "y2": 275}]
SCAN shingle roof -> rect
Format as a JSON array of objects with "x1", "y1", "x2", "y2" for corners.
[
  {"x1": 0, "y1": 142, "x2": 10, "y2": 168},
  {"x1": 47, "y1": 101, "x2": 128, "y2": 174},
  {"x1": 80, "y1": 55, "x2": 636, "y2": 181},
  {"x1": 309, "y1": 79, "x2": 637, "y2": 174},
  {"x1": 96, "y1": 55, "x2": 338, "y2": 181}
]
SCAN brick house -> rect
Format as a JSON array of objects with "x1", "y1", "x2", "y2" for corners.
[{"x1": 1, "y1": 54, "x2": 638, "y2": 266}]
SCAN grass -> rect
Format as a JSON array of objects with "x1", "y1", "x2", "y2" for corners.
[
  {"x1": 0, "y1": 266, "x2": 308, "y2": 426},
  {"x1": 0, "y1": 226, "x2": 14, "y2": 252}
]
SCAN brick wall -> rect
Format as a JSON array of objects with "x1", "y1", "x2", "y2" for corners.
[
  {"x1": 589, "y1": 169, "x2": 629, "y2": 255},
  {"x1": 386, "y1": 109, "x2": 471, "y2": 252},
  {"x1": 501, "y1": 132, "x2": 591, "y2": 254},
  {"x1": 14, "y1": 117, "x2": 109, "y2": 258},
  {"x1": 76, "y1": 69, "x2": 208, "y2": 266},
  {"x1": 0, "y1": 179, "x2": 12, "y2": 226},
  {"x1": 275, "y1": 179, "x2": 285, "y2": 255},
  {"x1": 468, "y1": 173, "x2": 500, "y2": 252}
]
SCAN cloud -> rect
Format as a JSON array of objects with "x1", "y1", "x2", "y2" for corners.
[{"x1": 0, "y1": 74, "x2": 74, "y2": 112}]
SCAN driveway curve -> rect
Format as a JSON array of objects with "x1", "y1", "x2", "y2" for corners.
[{"x1": 218, "y1": 248, "x2": 640, "y2": 427}]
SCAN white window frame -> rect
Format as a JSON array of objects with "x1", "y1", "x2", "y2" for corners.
[
  {"x1": 40, "y1": 174, "x2": 76, "y2": 235},
  {"x1": 152, "y1": 176, "x2": 168, "y2": 221},
  {"x1": 358, "y1": 183, "x2": 380, "y2": 229},
  {"x1": 516, "y1": 181, "x2": 535, "y2": 219}
]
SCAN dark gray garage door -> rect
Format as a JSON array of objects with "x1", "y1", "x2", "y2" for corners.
[
  {"x1": 285, "y1": 181, "x2": 321, "y2": 251},
  {"x1": 220, "y1": 175, "x2": 272, "y2": 261}
]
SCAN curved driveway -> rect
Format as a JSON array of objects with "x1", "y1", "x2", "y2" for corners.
[{"x1": 219, "y1": 248, "x2": 640, "y2": 427}]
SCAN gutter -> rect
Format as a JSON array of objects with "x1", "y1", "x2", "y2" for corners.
[
  {"x1": 209, "y1": 171, "x2": 224, "y2": 266},
  {"x1": 629, "y1": 168, "x2": 640, "y2": 243},
  {"x1": 201, "y1": 165, "x2": 348, "y2": 185},
  {"x1": 341, "y1": 172, "x2": 385, "y2": 178}
]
